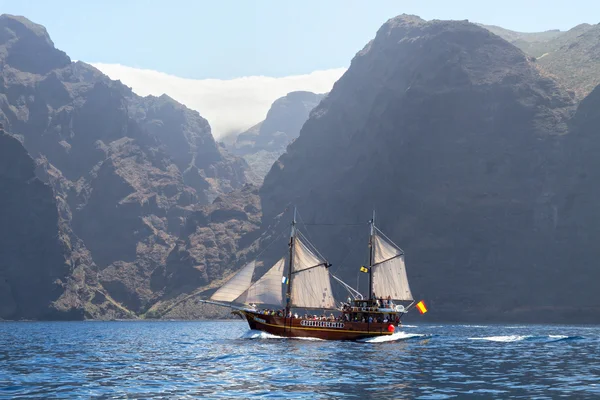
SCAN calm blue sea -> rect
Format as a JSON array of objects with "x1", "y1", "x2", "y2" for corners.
[{"x1": 0, "y1": 321, "x2": 598, "y2": 399}]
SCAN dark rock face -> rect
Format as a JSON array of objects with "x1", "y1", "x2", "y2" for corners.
[
  {"x1": 0, "y1": 15, "x2": 70, "y2": 74},
  {"x1": 148, "y1": 185, "x2": 262, "y2": 317},
  {"x1": 232, "y1": 91, "x2": 325, "y2": 183},
  {"x1": 259, "y1": 15, "x2": 600, "y2": 323},
  {"x1": 0, "y1": 128, "x2": 72, "y2": 319},
  {"x1": 0, "y1": 14, "x2": 249, "y2": 318},
  {"x1": 129, "y1": 94, "x2": 247, "y2": 202}
]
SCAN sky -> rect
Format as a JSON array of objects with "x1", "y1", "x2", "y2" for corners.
[{"x1": 1, "y1": 0, "x2": 597, "y2": 137}]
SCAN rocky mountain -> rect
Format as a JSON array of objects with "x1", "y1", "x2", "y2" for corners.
[
  {"x1": 4, "y1": 12, "x2": 600, "y2": 323},
  {"x1": 0, "y1": 14, "x2": 250, "y2": 319},
  {"x1": 481, "y1": 22, "x2": 600, "y2": 99},
  {"x1": 231, "y1": 91, "x2": 325, "y2": 183},
  {"x1": 258, "y1": 15, "x2": 600, "y2": 323}
]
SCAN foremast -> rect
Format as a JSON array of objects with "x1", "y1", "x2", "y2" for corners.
[
  {"x1": 368, "y1": 210, "x2": 375, "y2": 301},
  {"x1": 285, "y1": 207, "x2": 297, "y2": 316}
]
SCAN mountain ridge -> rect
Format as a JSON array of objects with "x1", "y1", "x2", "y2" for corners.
[
  {"x1": 480, "y1": 21, "x2": 600, "y2": 99},
  {"x1": 231, "y1": 90, "x2": 325, "y2": 183},
  {"x1": 0, "y1": 14, "x2": 252, "y2": 319}
]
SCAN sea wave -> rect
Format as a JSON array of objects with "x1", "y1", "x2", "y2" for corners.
[
  {"x1": 240, "y1": 329, "x2": 283, "y2": 340},
  {"x1": 469, "y1": 335, "x2": 583, "y2": 343},
  {"x1": 240, "y1": 329, "x2": 324, "y2": 341},
  {"x1": 241, "y1": 329, "x2": 428, "y2": 343},
  {"x1": 359, "y1": 332, "x2": 429, "y2": 343},
  {"x1": 469, "y1": 335, "x2": 531, "y2": 342}
]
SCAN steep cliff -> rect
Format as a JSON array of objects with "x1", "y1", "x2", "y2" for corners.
[
  {"x1": 0, "y1": 14, "x2": 249, "y2": 318},
  {"x1": 146, "y1": 184, "x2": 262, "y2": 318},
  {"x1": 0, "y1": 127, "x2": 71, "y2": 319},
  {"x1": 0, "y1": 127, "x2": 130, "y2": 320},
  {"x1": 259, "y1": 15, "x2": 597, "y2": 323},
  {"x1": 232, "y1": 91, "x2": 325, "y2": 183}
]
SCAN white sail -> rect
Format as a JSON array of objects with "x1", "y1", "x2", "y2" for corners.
[
  {"x1": 290, "y1": 237, "x2": 336, "y2": 309},
  {"x1": 243, "y1": 258, "x2": 286, "y2": 306},
  {"x1": 210, "y1": 261, "x2": 255, "y2": 302},
  {"x1": 372, "y1": 234, "x2": 413, "y2": 301}
]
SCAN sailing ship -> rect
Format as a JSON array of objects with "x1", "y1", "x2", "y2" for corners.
[{"x1": 203, "y1": 210, "x2": 416, "y2": 340}]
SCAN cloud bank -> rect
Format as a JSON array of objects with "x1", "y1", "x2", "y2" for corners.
[{"x1": 91, "y1": 63, "x2": 346, "y2": 139}]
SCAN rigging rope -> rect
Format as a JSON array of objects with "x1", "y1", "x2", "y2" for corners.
[
  {"x1": 374, "y1": 226, "x2": 405, "y2": 253},
  {"x1": 252, "y1": 225, "x2": 290, "y2": 263},
  {"x1": 302, "y1": 223, "x2": 368, "y2": 226}
]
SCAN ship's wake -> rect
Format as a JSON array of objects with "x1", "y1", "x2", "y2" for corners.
[
  {"x1": 240, "y1": 330, "x2": 323, "y2": 341},
  {"x1": 240, "y1": 329, "x2": 428, "y2": 342},
  {"x1": 468, "y1": 335, "x2": 584, "y2": 343},
  {"x1": 241, "y1": 330, "x2": 283, "y2": 340},
  {"x1": 359, "y1": 331, "x2": 430, "y2": 343}
]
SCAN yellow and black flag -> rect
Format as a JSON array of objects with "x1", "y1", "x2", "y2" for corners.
[{"x1": 359, "y1": 266, "x2": 369, "y2": 273}]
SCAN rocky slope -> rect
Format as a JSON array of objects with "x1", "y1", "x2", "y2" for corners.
[
  {"x1": 478, "y1": 24, "x2": 566, "y2": 57},
  {"x1": 258, "y1": 15, "x2": 600, "y2": 323},
  {"x1": 231, "y1": 91, "x2": 325, "y2": 183},
  {"x1": 0, "y1": 14, "x2": 249, "y2": 319},
  {"x1": 146, "y1": 185, "x2": 262, "y2": 318},
  {"x1": 0, "y1": 126, "x2": 131, "y2": 320},
  {"x1": 534, "y1": 24, "x2": 600, "y2": 100},
  {"x1": 481, "y1": 22, "x2": 600, "y2": 99}
]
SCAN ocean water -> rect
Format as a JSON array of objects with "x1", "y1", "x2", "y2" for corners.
[{"x1": 0, "y1": 321, "x2": 598, "y2": 399}]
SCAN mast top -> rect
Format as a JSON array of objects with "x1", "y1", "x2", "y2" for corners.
[
  {"x1": 370, "y1": 209, "x2": 376, "y2": 235},
  {"x1": 290, "y1": 206, "x2": 297, "y2": 237}
]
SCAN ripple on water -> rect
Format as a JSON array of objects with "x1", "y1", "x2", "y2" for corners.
[{"x1": 0, "y1": 321, "x2": 598, "y2": 399}]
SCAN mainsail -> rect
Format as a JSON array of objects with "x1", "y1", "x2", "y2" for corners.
[
  {"x1": 371, "y1": 232, "x2": 413, "y2": 301},
  {"x1": 243, "y1": 258, "x2": 286, "y2": 306},
  {"x1": 290, "y1": 236, "x2": 336, "y2": 309},
  {"x1": 210, "y1": 261, "x2": 255, "y2": 302}
]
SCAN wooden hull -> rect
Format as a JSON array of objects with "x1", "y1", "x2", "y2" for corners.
[{"x1": 241, "y1": 310, "x2": 397, "y2": 341}]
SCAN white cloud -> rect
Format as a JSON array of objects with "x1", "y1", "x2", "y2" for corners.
[{"x1": 90, "y1": 63, "x2": 346, "y2": 139}]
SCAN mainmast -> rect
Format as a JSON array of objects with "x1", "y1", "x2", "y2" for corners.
[
  {"x1": 285, "y1": 207, "x2": 296, "y2": 316},
  {"x1": 368, "y1": 210, "x2": 375, "y2": 301}
]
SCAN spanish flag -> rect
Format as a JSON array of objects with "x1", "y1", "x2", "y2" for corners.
[
  {"x1": 359, "y1": 266, "x2": 369, "y2": 273},
  {"x1": 416, "y1": 300, "x2": 428, "y2": 314}
]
